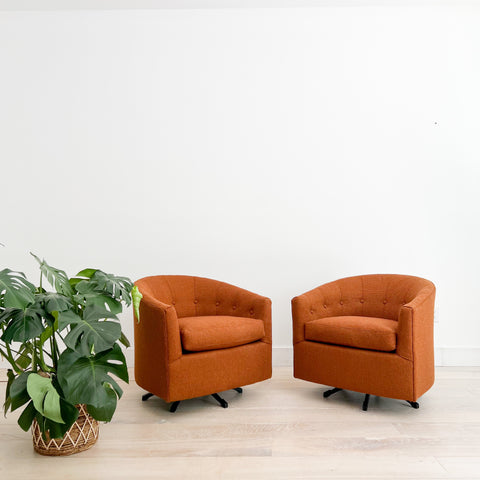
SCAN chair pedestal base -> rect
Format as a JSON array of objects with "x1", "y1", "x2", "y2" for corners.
[
  {"x1": 362, "y1": 394, "x2": 370, "y2": 411},
  {"x1": 141, "y1": 388, "x2": 244, "y2": 413},
  {"x1": 323, "y1": 387, "x2": 342, "y2": 398},
  {"x1": 211, "y1": 393, "x2": 228, "y2": 408},
  {"x1": 322, "y1": 387, "x2": 420, "y2": 411}
]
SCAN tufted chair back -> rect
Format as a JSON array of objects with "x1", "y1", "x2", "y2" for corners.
[
  {"x1": 306, "y1": 274, "x2": 434, "y2": 321},
  {"x1": 135, "y1": 275, "x2": 267, "y2": 320}
]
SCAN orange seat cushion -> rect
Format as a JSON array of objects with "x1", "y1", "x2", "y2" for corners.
[
  {"x1": 305, "y1": 316, "x2": 398, "y2": 352},
  {"x1": 179, "y1": 315, "x2": 265, "y2": 352}
]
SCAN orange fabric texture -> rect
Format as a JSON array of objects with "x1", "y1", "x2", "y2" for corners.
[
  {"x1": 305, "y1": 316, "x2": 397, "y2": 352},
  {"x1": 292, "y1": 274, "x2": 435, "y2": 401},
  {"x1": 179, "y1": 315, "x2": 265, "y2": 352},
  {"x1": 294, "y1": 341, "x2": 414, "y2": 400},
  {"x1": 134, "y1": 275, "x2": 272, "y2": 402}
]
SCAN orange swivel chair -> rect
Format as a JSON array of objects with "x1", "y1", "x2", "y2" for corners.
[
  {"x1": 292, "y1": 274, "x2": 435, "y2": 411},
  {"x1": 134, "y1": 275, "x2": 272, "y2": 412}
]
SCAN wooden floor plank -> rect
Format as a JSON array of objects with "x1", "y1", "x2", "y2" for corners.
[{"x1": 1, "y1": 366, "x2": 479, "y2": 478}]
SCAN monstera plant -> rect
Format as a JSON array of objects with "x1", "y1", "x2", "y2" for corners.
[{"x1": 0, "y1": 254, "x2": 135, "y2": 454}]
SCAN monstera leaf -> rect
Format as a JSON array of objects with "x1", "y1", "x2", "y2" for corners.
[
  {"x1": 31, "y1": 253, "x2": 73, "y2": 297},
  {"x1": 17, "y1": 401, "x2": 37, "y2": 432},
  {"x1": 73, "y1": 292, "x2": 122, "y2": 314},
  {"x1": 10, "y1": 372, "x2": 77, "y2": 437},
  {"x1": 86, "y1": 384, "x2": 118, "y2": 421},
  {"x1": 70, "y1": 269, "x2": 123, "y2": 312},
  {"x1": 57, "y1": 344, "x2": 128, "y2": 422},
  {"x1": 8, "y1": 371, "x2": 32, "y2": 411},
  {"x1": 36, "y1": 292, "x2": 73, "y2": 314},
  {"x1": 26, "y1": 373, "x2": 64, "y2": 424},
  {"x1": 0, "y1": 304, "x2": 45, "y2": 343},
  {"x1": 74, "y1": 270, "x2": 133, "y2": 305},
  {"x1": 0, "y1": 269, "x2": 35, "y2": 309},
  {"x1": 58, "y1": 305, "x2": 121, "y2": 356},
  {"x1": 16, "y1": 378, "x2": 79, "y2": 438}
]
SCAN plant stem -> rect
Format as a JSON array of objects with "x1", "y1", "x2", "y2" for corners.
[
  {"x1": 37, "y1": 343, "x2": 51, "y2": 372},
  {"x1": 49, "y1": 335, "x2": 58, "y2": 371},
  {"x1": 32, "y1": 339, "x2": 38, "y2": 373},
  {"x1": 1, "y1": 345, "x2": 25, "y2": 357},
  {"x1": 2, "y1": 344, "x2": 22, "y2": 374}
]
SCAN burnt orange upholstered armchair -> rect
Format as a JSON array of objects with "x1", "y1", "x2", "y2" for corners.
[
  {"x1": 134, "y1": 275, "x2": 272, "y2": 412},
  {"x1": 292, "y1": 274, "x2": 435, "y2": 411}
]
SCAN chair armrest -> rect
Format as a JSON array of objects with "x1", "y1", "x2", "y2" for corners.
[
  {"x1": 134, "y1": 293, "x2": 182, "y2": 364},
  {"x1": 292, "y1": 285, "x2": 331, "y2": 344},
  {"x1": 396, "y1": 285, "x2": 436, "y2": 361},
  {"x1": 292, "y1": 294, "x2": 309, "y2": 344},
  {"x1": 255, "y1": 296, "x2": 272, "y2": 344}
]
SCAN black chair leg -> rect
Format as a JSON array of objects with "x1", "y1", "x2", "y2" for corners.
[
  {"x1": 234, "y1": 387, "x2": 243, "y2": 394},
  {"x1": 211, "y1": 393, "x2": 228, "y2": 408},
  {"x1": 170, "y1": 401, "x2": 180, "y2": 413},
  {"x1": 323, "y1": 387, "x2": 342, "y2": 398},
  {"x1": 142, "y1": 392, "x2": 154, "y2": 401},
  {"x1": 321, "y1": 388, "x2": 419, "y2": 412},
  {"x1": 362, "y1": 394, "x2": 370, "y2": 411}
]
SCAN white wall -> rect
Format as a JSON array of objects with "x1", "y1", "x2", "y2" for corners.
[{"x1": 1, "y1": 3, "x2": 479, "y2": 365}]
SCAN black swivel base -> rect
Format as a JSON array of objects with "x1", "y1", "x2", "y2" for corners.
[
  {"x1": 211, "y1": 393, "x2": 228, "y2": 408},
  {"x1": 323, "y1": 387, "x2": 420, "y2": 411},
  {"x1": 362, "y1": 394, "x2": 370, "y2": 411},
  {"x1": 141, "y1": 387, "x2": 243, "y2": 413},
  {"x1": 323, "y1": 387, "x2": 342, "y2": 398}
]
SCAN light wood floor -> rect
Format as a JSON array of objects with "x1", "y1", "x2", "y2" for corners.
[{"x1": 1, "y1": 367, "x2": 480, "y2": 479}]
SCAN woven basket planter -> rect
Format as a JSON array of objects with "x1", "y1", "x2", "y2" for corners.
[{"x1": 32, "y1": 404, "x2": 99, "y2": 456}]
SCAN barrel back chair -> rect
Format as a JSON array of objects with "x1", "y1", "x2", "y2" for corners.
[
  {"x1": 134, "y1": 275, "x2": 272, "y2": 411},
  {"x1": 292, "y1": 274, "x2": 435, "y2": 410}
]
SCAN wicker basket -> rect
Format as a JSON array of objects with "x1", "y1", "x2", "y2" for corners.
[{"x1": 32, "y1": 404, "x2": 99, "y2": 456}]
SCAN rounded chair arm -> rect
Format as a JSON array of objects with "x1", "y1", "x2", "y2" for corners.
[
  {"x1": 292, "y1": 285, "x2": 331, "y2": 344},
  {"x1": 134, "y1": 291, "x2": 182, "y2": 364},
  {"x1": 396, "y1": 284, "x2": 436, "y2": 362}
]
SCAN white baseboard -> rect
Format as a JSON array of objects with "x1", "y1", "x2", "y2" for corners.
[
  {"x1": 434, "y1": 347, "x2": 480, "y2": 366},
  {"x1": 272, "y1": 346, "x2": 292, "y2": 366},
  {"x1": 2, "y1": 346, "x2": 480, "y2": 370}
]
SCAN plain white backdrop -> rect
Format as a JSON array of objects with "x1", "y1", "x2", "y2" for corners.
[{"x1": 1, "y1": 3, "x2": 479, "y2": 365}]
